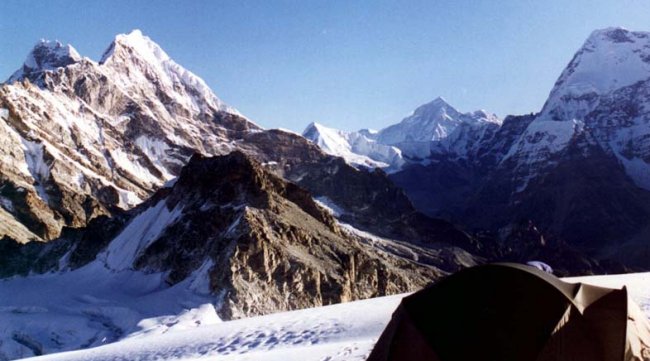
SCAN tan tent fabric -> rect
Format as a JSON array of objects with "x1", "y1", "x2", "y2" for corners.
[{"x1": 367, "y1": 263, "x2": 650, "y2": 361}]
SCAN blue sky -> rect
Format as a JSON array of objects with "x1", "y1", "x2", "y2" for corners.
[{"x1": 2, "y1": 1, "x2": 650, "y2": 132}]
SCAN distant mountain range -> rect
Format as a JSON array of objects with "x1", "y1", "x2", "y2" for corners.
[{"x1": 305, "y1": 27, "x2": 650, "y2": 268}]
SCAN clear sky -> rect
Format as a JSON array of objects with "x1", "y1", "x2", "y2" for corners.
[{"x1": 2, "y1": 1, "x2": 650, "y2": 132}]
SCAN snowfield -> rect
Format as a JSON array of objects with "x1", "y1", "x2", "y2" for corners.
[{"x1": 3, "y1": 272, "x2": 649, "y2": 361}]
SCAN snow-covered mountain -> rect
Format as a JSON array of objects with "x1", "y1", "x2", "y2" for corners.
[
  {"x1": 501, "y1": 27, "x2": 650, "y2": 190},
  {"x1": 0, "y1": 29, "x2": 499, "y2": 359},
  {"x1": 302, "y1": 122, "x2": 404, "y2": 170},
  {"x1": 391, "y1": 27, "x2": 650, "y2": 264},
  {"x1": 541, "y1": 27, "x2": 650, "y2": 121},
  {"x1": 304, "y1": 26, "x2": 650, "y2": 266},
  {"x1": 0, "y1": 29, "x2": 259, "y2": 243},
  {"x1": 303, "y1": 97, "x2": 501, "y2": 168},
  {"x1": 376, "y1": 97, "x2": 501, "y2": 158},
  {"x1": 7, "y1": 40, "x2": 82, "y2": 85}
]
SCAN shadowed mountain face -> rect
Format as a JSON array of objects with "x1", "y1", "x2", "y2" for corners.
[{"x1": 385, "y1": 29, "x2": 650, "y2": 268}]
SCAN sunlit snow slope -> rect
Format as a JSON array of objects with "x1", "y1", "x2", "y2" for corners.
[{"x1": 11, "y1": 272, "x2": 650, "y2": 361}]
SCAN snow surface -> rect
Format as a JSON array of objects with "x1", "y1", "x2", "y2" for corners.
[
  {"x1": 601, "y1": 115, "x2": 650, "y2": 192},
  {"x1": 135, "y1": 136, "x2": 176, "y2": 180},
  {"x1": 19, "y1": 138, "x2": 51, "y2": 203},
  {"x1": 615, "y1": 155, "x2": 650, "y2": 190},
  {"x1": 7, "y1": 272, "x2": 650, "y2": 361},
  {"x1": 314, "y1": 197, "x2": 345, "y2": 218},
  {"x1": 0, "y1": 261, "x2": 218, "y2": 361},
  {"x1": 109, "y1": 148, "x2": 163, "y2": 186},
  {"x1": 302, "y1": 122, "x2": 404, "y2": 171},
  {"x1": 501, "y1": 119, "x2": 581, "y2": 183}
]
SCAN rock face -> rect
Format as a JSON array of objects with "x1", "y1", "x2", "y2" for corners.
[{"x1": 3, "y1": 152, "x2": 461, "y2": 319}]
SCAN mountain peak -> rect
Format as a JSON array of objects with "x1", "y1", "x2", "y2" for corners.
[
  {"x1": 98, "y1": 29, "x2": 238, "y2": 114},
  {"x1": 414, "y1": 96, "x2": 454, "y2": 113},
  {"x1": 431, "y1": 96, "x2": 448, "y2": 104},
  {"x1": 303, "y1": 122, "x2": 333, "y2": 137},
  {"x1": 304, "y1": 121, "x2": 322, "y2": 130},
  {"x1": 100, "y1": 29, "x2": 169, "y2": 65},
  {"x1": 6, "y1": 39, "x2": 81, "y2": 84},
  {"x1": 406, "y1": 96, "x2": 462, "y2": 123},
  {"x1": 587, "y1": 27, "x2": 635, "y2": 43},
  {"x1": 541, "y1": 27, "x2": 650, "y2": 120}
]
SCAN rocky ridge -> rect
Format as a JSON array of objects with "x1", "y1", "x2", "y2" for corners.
[{"x1": 2, "y1": 152, "x2": 464, "y2": 319}]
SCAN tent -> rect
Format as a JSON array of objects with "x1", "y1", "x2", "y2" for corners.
[{"x1": 367, "y1": 263, "x2": 650, "y2": 361}]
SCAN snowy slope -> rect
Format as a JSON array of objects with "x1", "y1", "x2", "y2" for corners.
[
  {"x1": 11, "y1": 272, "x2": 650, "y2": 361},
  {"x1": 302, "y1": 122, "x2": 404, "y2": 171},
  {"x1": 541, "y1": 27, "x2": 650, "y2": 121},
  {"x1": 0, "y1": 261, "x2": 219, "y2": 360}
]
